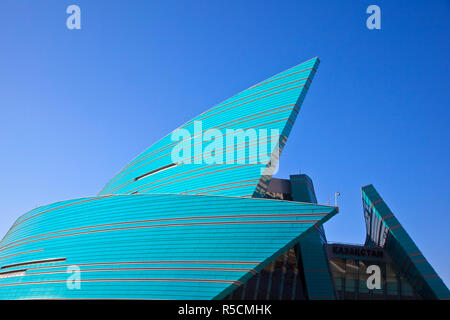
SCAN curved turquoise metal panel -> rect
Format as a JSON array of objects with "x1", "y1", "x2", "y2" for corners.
[
  {"x1": 0, "y1": 194, "x2": 336, "y2": 299},
  {"x1": 98, "y1": 57, "x2": 320, "y2": 198}
]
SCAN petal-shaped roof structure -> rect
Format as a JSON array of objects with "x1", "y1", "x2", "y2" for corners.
[
  {"x1": 362, "y1": 185, "x2": 450, "y2": 299},
  {"x1": 0, "y1": 194, "x2": 336, "y2": 299},
  {"x1": 0, "y1": 57, "x2": 340, "y2": 300},
  {"x1": 98, "y1": 58, "x2": 320, "y2": 197}
]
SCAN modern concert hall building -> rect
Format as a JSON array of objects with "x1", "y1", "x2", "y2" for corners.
[{"x1": 0, "y1": 57, "x2": 448, "y2": 300}]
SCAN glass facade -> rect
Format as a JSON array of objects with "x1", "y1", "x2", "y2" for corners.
[
  {"x1": 225, "y1": 246, "x2": 307, "y2": 300},
  {"x1": 328, "y1": 254, "x2": 421, "y2": 300},
  {"x1": 226, "y1": 241, "x2": 425, "y2": 300},
  {"x1": 225, "y1": 241, "x2": 429, "y2": 300}
]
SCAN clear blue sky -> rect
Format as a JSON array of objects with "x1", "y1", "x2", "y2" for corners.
[{"x1": 0, "y1": 1, "x2": 449, "y2": 286}]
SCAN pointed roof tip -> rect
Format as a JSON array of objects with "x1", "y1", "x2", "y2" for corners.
[
  {"x1": 361, "y1": 184, "x2": 374, "y2": 190},
  {"x1": 305, "y1": 56, "x2": 320, "y2": 62},
  {"x1": 101, "y1": 57, "x2": 321, "y2": 197},
  {"x1": 307, "y1": 56, "x2": 320, "y2": 67}
]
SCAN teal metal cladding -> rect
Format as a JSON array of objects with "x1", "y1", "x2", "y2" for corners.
[
  {"x1": 98, "y1": 58, "x2": 320, "y2": 198},
  {"x1": 0, "y1": 194, "x2": 336, "y2": 299},
  {"x1": 290, "y1": 174, "x2": 336, "y2": 300},
  {"x1": 362, "y1": 185, "x2": 450, "y2": 299},
  {"x1": 0, "y1": 58, "x2": 336, "y2": 299}
]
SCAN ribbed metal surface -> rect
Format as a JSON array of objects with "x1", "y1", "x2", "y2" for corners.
[
  {"x1": 0, "y1": 194, "x2": 336, "y2": 299},
  {"x1": 291, "y1": 174, "x2": 336, "y2": 300},
  {"x1": 0, "y1": 58, "x2": 333, "y2": 299},
  {"x1": 98, "y1": 58, "x2": 320, "y2": 197}
]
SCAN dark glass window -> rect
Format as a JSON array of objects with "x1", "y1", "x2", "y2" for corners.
[
  {"x1": 327, "y1": 253, "x2": 422, "y2": 300},
  {"x1": 223, "y1": 246, "x2": 306, "y2": 300}
]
